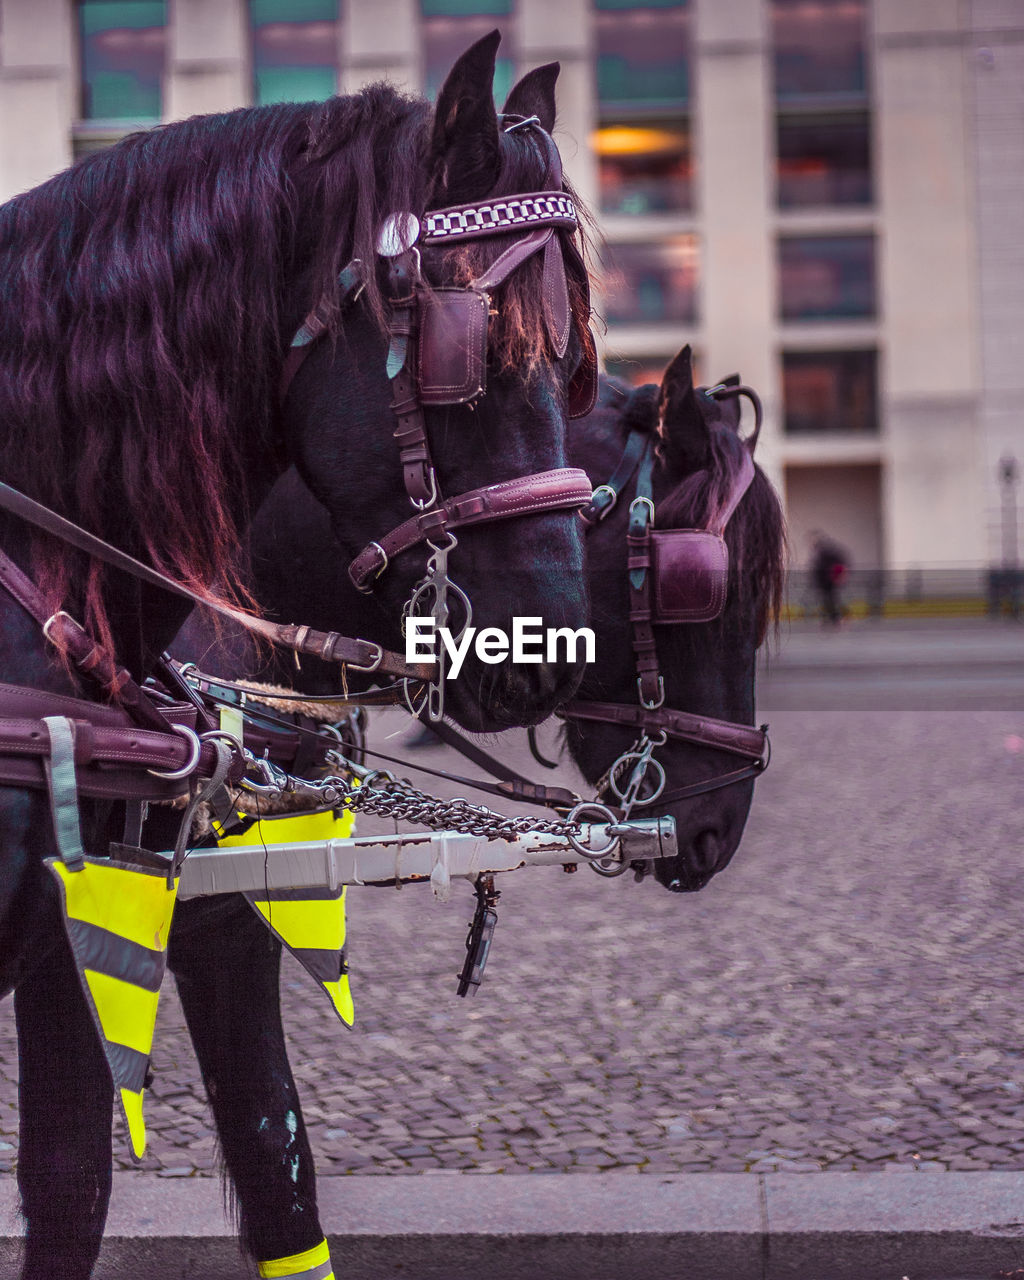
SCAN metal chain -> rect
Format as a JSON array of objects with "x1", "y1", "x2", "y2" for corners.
[{"x1": 342, "y1": 773, "x2": 584, "y2": 841}]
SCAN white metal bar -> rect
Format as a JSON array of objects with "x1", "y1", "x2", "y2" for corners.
[{"x1": 175, "y1": 818, "x2": 676, "y2": 899}]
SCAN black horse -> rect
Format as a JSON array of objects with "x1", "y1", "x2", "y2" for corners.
[
  {"x1": 0, "y1": 35, "x2": 594, "y2": 1280},
  {"x1": 151, "y1": 345, "x2": 784, "y2": 1278},
  {"x1": 564, "y1": 347, "x2": 785, "y2": 890}
]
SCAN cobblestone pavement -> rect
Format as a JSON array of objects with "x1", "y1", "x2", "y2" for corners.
[{"x1": 0, "y1": 623, "x2": 1021, "y2": 1181}]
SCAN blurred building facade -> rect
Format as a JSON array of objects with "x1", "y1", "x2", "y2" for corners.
[{"x1": 0, "y1": 0, "x2": 1020, "y2": 573}]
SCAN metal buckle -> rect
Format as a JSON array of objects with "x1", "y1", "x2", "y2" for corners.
[
  {"x1": 370, "y1": 542, "x2": 389, "y2": 578},
  {"x1": 589, "y1": 484, "x2": 618, "y2": 519},
  {"x1": 346, "y1": 643, "x2": 384, "y2": 674},
  {"x1": 629, "y1": 495, "x2": 655, "y2": 522},
  {"x1": 41, "y1": 610, "x2": 77, "y2": 644},
  {"x1": 638, "y1": 674, "x2": 665, "y2": 710},
  {"x1": 148, "y1": 724, "x2": 203, "y2": 781},
  {"x1": 410, "y1": 467, "x2": 439, "y2": 512}
]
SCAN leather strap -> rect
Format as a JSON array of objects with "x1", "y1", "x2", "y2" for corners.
[
  {"x1": 348, "y1": 467, "x2": 593, "y2": 591},
  {"x1": 626, "y1": 446, "x2": 663, "y2": 709},
  {"x1": 0, "y1": 547, "x2": 172, "y2": 732},
  {"x1": 558, "y1": 702, "x2": 768, "y2": 762},
  {"x1": 578, "y1": 428, "x2": 649, "y2": 525}
]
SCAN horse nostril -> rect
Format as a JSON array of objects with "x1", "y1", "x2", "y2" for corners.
[{"x1": 692, "y1": 829, "x2": 720, "y2": 877}]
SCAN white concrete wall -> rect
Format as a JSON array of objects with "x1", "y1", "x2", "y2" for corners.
[
  {"x1": 165, "y1": 0, "x2": 249, "y2": 121},
  {"x1": 968, "y1": 0, "x2": 1024, "y2": 564},
  {"x1": 0, "y1": 0, "x2": 74, "y2": 200},
  {"x1": 343, "y1": 0, "x2": 419, "y2": 93},
  {"x1": 785, "y1": 462, "x2": 883, "y2": 569},
  {"x1": 695, "y1": 0, "x2": 780, "y2": 491},
  {"x1": 873, "y1": 0, "x2": 985, "y2": 567}
]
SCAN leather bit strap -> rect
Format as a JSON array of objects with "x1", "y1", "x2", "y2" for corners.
[{"x1": 559, "y1": 701, "x2": 768, "y2": 762}]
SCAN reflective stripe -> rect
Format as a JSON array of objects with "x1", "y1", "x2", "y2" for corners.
[
  {"x1": 42, "y1": 715, "x2": 85, "y2": 869},
  {"x1": 251, "y1": 897, "x2": 344, "y2": 953},
  {"x1": 48, "y1": 856, "x2": 179, "y2": 1161},
  {"x1": 82, "y1": 970, "x2": 159, "y2": 1056},
  {"x1": 258, "y1": 1237, "x2": 333, "y2": 1279},
  {"x1": 55, "y1": 856, "x2": 177, "y2": 950},
  {"x1": 247, "y1": 888, "x2": 353, "y2": 1028},
  {"x1": 217, "y1": 805, "x2": 354, "y2": 848},
  {"x1": 227, "y1": 808, "x2": 355, "y2": 1028},
  {"x1": 66, "y1": 919, "x2": 164, "y2": 990}
]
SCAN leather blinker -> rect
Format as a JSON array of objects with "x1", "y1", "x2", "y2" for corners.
[
  {"x1": 650, "y1": 529, "x2": 729, "y2": 623},
  {"x1": 417, "y1": 287, "x2": 488, "y2": 405}
]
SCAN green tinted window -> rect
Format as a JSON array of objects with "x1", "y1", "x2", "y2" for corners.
[
  {"x1": 79, "y1": 1, "x2": 167, "y2": 121},
  {"x1": 251, "y1": 0, "x2": 340, "y2": 105}
]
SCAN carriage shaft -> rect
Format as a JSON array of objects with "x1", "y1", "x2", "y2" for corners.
[{"x1": 175, "y1": 817, "x2": 676, "y2": 899}]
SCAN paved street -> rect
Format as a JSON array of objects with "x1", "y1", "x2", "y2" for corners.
[{"x1": 0, "y1": 617, "x2": 1020, "y2": 1184}]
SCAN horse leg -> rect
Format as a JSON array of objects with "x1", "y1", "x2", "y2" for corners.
[
  {"x1": 15, "y1": 924, "x2": 113, "y2": 1280},
  {"x1": 170, "y1": 895, "x2": 333, "y2": 1277}
]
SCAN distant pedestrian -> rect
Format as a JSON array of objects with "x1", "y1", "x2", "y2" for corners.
[{"x1": 810, "y1": 533, "x2": 850, "y2": 626}]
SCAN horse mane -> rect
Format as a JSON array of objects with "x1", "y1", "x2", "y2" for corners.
[
  {"x1": 0, "y1": 85, "x2": 435, "y2": 660},
  {"x1": 630, "y1": 384, "x2": 787, "y2": 644}
]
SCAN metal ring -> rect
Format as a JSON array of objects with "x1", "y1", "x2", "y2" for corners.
[
  {"x1": 609, "y1": 753, "x2": 667, "y2": 807},
  {"x1": 566, "y1": 802, "x2": 621, "y2": 860},
  {"x1": 503, "y1": 114, "x2": 541, "y2": 133},
  {"x1": 148, "y1": 724, "x2": 203, "y2": 781},
  {"x1": 199, "y1": 728, "x2": 245, "y2": 759}
]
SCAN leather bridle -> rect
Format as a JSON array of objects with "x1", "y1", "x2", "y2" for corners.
[
  {"x1": 560, "y1": 384, "x2": 771, "y2": 840},
  {"x1": 279, "y1": 114, "x2": 598, "y2": 720}
]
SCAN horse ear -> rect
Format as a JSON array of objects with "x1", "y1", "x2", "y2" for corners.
[
  {"x1": 659, "y1": 345, "x2": 710, "y2": 474},
  {"x1": 502, "y1": 62, "x2": 559, "y2": 134},
  {"x1": 431, "y1": 31, "x2": 502, "y2": 204}
]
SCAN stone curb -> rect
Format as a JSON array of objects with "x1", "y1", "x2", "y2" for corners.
[{"x1": 2, "y1": 1171, "x2": 1024, "y2": 1278}]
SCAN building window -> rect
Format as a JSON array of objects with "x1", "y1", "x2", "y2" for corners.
[
  {"x1": 782, "y1": 349, "x2": 877, "y2": 434},
  {"x1": 251, "y1": 0, "x2": 340, "y2": 105},
  {"x1": 595, "y1": 0, "x2": 690, "y2": 109},
  {"x1": 595, "y1": 118, "x2": 692, "y2": 214},
  {"x1": 602, "y1": 236, "x2": 699, "y2": 325},
  {"x1": 422, "y1": 1, "x2": 516, "y2": 105},
  {"x1": 79, "y1": 0, "x2": 167, "y2": 121},
  {"x1": 778, "y1": 234, "x2": 875, "y2": 321},
  {"x1": 776, "y1": 110, "x2": 871, "y2": 207},
  {"x1": 772, "y1": 0, "x2": 867, "y2": 104}
]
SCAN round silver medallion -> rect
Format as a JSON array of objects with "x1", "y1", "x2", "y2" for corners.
[{"x1": 377, "y1": 212, "x2": 421, "y2": 258}]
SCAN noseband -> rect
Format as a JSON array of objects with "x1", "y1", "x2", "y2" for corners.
[
  {"x1": 561, "y1": 385, "x2": 771, "y2": 843},
  {"x1": 280, "y1": 116, "x2": 598, "y2": 719}
]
